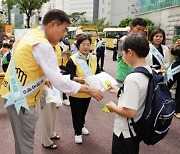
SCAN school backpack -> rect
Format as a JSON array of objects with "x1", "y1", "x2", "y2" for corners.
[{"x1": 128, "y1": 67, "x2": 176, "y2": 145}]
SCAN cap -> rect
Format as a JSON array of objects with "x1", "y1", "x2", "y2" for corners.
[
  {"x1": 98, "y1": 32, "x2": 103, "y2": 36},
  {"x1": 75, "y1": 30, "x2": 84, "y2": 37}
]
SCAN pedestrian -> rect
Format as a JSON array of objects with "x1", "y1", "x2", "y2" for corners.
[
  {"x1": 146, "y1": 28, "x2": 170, "y2": 70},
  {"x1": 116, "y1": 18, "x2": 147, "y2": 82},
  {"x1": 0, "y1": 43, "x2": 9, "y2": 54},
  {"x1": 2, "y1": 34, "x2": 10, "y2": 45},
  {"x1": 0, "y1": 9, "x2": 103, "y2": 154},
  {"x1": 39, "y1": 32, "x2": 70, "y2": 150},
  {"x1": 94, "y1": 32, "x2": 106, "y2": 71},
  {"x1": 1, "y1": 43, "x2": 12, "y2": 72},
  {"x1": 106, "y1": 33, "x2": 151, "y2": 154},
  {"x1": 66, "y1": 35, "x2": 101, "y2": 144},
  {"x1": 112, "y1": 35, "x2": 119, "y2": 61},
  {"x1": 39, "y1": 81, "x2": 60, "y2": 149},
  {"x1": 71, "y1": 29, "x2": 84, "y2": 54},
  {"x1": 167, "y1": 39, "x2": 180, "y2": 118},
  {"x1": 56, "y1": 32, "x2": 71, "y2": 106}
]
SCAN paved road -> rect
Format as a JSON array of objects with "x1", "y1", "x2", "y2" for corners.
[{"x1": 0, "y1": 51, "x2": 179, "y2": 154}]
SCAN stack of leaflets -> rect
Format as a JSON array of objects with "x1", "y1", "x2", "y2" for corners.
[{"x1": 85, "y1": 72, "x2": 118, "y2": 92}]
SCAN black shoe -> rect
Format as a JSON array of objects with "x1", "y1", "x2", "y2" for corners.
[
  {"x1": 101, "y1": 68, "x2": 105, "y2": 72},
  {"x1": 50, "y1": 134, "x2": 60, "y2": 140},
  {"x1": 42, "y1": 143, "x2": 58, "y2": 149}
]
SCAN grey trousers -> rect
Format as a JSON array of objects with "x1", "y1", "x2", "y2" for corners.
[
  {"x1": 6, "y1": 105, "x2": 37, "y2": 154},
  {"x1": 39, "y1": 102, "x2": 57, "y2": 146}
]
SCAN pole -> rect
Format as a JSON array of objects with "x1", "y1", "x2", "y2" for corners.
[{"x1": 8, "y1": 7, "x2": 11, "y2": 25}]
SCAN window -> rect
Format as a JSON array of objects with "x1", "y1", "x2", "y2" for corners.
[
  {"x1": 174, "y1": 26, "x2": 180, "y2": 36},
  {"x1": 102, "y1": 8, "x2": 104, "y2": 13}
]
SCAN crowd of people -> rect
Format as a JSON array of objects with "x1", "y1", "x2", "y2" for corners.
[{"x1": 0, "y1": 9, "x2": 179, "y2": 154}]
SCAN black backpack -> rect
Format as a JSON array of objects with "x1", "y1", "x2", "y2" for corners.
[{"x1": 128, "y1": 67, "x2": 176, "y2": 145}]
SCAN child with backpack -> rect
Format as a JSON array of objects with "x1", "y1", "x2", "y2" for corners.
[{"x1": 105, "y1": 33, "x2": 175, "y2": 154}]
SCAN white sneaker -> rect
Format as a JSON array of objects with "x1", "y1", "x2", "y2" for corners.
[
  {"x1": 75, "y1": 135, "x2": 82, "y2": 144},
  {"x1": 62, "y1": 100, "x2": 70, "y2": 106},
  {"x1": 82, "y1": 127, "x2": 89, "y2": 135}
]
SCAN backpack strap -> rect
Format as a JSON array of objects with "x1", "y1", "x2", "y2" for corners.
[{"x1": 131, "y1": 67, "x2": 152, "y2": 79}]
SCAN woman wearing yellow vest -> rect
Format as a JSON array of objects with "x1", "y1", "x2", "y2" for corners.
[
  {"x1": 0, "y1": 10, "x2": 103, "y2": 154},
  {"x1": 66, "y1": 35, "x2": 101, "y2": 144}
]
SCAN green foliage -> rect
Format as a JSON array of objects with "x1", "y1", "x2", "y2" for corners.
[
  {"x1": 2, "y1": 0, "x2": 49, "y2": 28},
  {"x1": 173, "y1": 36, "x2": 180, "y2": 44},
  {"x1": 69, "y1": 12, "x2": 86, "y2": 23},
  {"x1": 0, "y1": 14, "x2": 5, "y2": 30},
  {"x1": 80, "y1": 18, "x2": 110, "y2": 32},
  {"x1": 69, "y1": 11, "x2": 110, "y2": 32},
  {"x1": 119, "y1": 18, "x2": 133, "y2": 27}
]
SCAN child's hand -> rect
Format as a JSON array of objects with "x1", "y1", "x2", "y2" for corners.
[
  {"x1": 106, "y1": 101, "x2": 117, "y2": 112},
  {"x1": 108, "y1": 85, "x2": 119, "y2": 94}
]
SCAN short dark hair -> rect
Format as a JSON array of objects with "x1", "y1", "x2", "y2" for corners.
[
  {"x1": 122, "y1": 33, "x2": 149, "y2": 58},
  {"x1": 2, "y1": 43, "x2": 9, "y2": 48},
  {"x1": 131, "y1": 18, "x2": 147, "y2": 27},
  {"x1": 149, "y1": 28, "x2": 166, "y2": 45},
  {"x1": 42, "y1": 9, "x2": 71, "y2": 25},
  {"x1": 76, "y1": 35, "x2": 92, "y2": 50}
]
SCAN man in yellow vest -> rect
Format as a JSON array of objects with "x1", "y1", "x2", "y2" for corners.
[{"x1": 0, "y1": 9, "x2": 103, "y2": 154}]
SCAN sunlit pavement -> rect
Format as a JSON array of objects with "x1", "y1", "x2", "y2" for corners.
[{"x1": 0, "y1": 50, "x2": 179, "y2": 154}]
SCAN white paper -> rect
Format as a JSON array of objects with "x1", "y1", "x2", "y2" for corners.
[{"x1": 85, "y1": 72, "x2": 118, "y2": 92}]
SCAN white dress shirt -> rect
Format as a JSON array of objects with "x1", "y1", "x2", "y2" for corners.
[{"x1": 32, "y1": 42, "x2": 81, "y2": 96}]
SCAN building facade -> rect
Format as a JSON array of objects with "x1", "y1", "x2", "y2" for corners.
[
  {"x1": 97, "y1": 0, "x2": 138, "y2": 26},
  {"x1": 136, "y1": 0, "x2": 180, "y2": 46}
]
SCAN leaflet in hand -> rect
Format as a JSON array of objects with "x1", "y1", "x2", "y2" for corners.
[{"x1": 85, "y1": 72, "x2": 118, "y2": 92}]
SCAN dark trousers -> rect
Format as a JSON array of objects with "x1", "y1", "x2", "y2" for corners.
[
  {"x1": 69, "y1": 96, "x2": 91, "y2": 135},
  {"x1": 167, "y1": 60, "x2": 180, "y2": 113},
  {"x1": 113, "y1": 47, "x2": 117, "y2": 61},
  {"x1": 96, "y1": 51, "x2": 105, "y2": 70},
  {"x1": 112, "y1": 133, "x2": 140, "y2": 154},
  {"x1": 63, "y1": 93, "x2": 68, "y2": 100},
  {"x1": 2, "y1": 63, "x2": 9, "y2": 72}
]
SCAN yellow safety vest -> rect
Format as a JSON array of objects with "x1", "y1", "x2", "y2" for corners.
[
  {"x1": 71, "y1": 54, "x2": 97, "y2": 98},
  {"x1": 0, "y1": 27, "x2": 49, "y2": 107},
  {"x1": 55, "y1": 44, "x2": 70, "y2": 67}
]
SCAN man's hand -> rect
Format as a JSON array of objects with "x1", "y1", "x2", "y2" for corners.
[
  {"x1": 79, "y1": 85, "x2": 103, "y2": 101},
  {"x1": 88, "y1": 87, "x2": 103, "y2": 101},
  {"x1": 45, "y1": 80, "x2": 52, "y2": 88}
]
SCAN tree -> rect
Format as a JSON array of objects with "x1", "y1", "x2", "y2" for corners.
[
  {"x1": 119, "y1": 18, "x2": 133, "y2": 27},
  {"x1": 69, "y1": 12, "x2": 86, "y2": 24},
  {"x1": 2, "y1": 0, "x2": 49, "y2": 28},
  {"x1": 80, "y1": 18, "x2": 110, "y2": 32}
]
